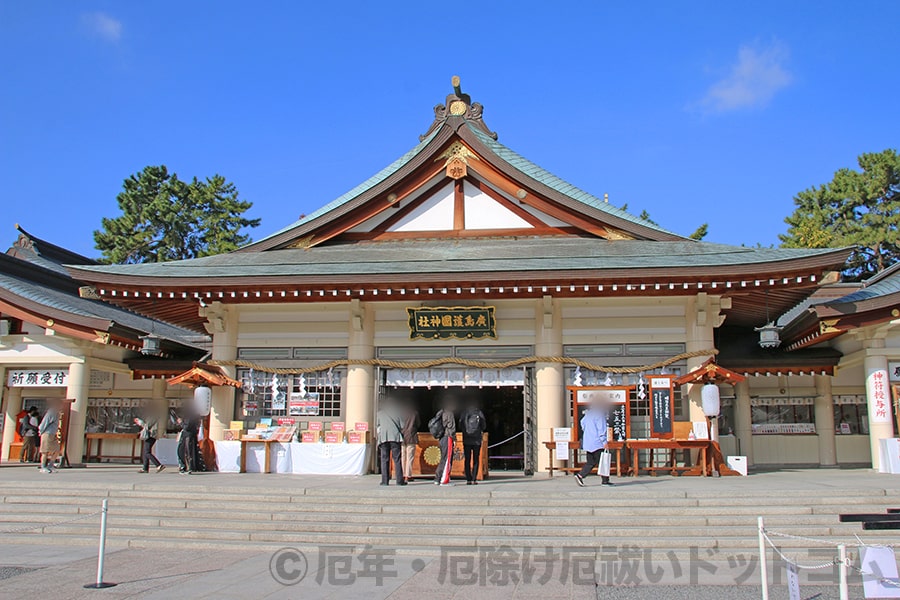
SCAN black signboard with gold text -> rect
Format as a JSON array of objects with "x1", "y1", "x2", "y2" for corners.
[
  {"x1": 407, "y1": 306, "x2": 497, "y2": 340},
  {"x1": 650, "y1": 376, "x2": 675, "y2": 438}
]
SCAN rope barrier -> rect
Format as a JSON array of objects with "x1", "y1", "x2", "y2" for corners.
[
  {"x1": 487, "y1": 430, "x2": 524, "y2": 449},
  {"x1": 0, "y1": 509, "x2": 101, "y2": 535},
  {"x1": 764, "y1": 528, "x2": 849, "y2": 548},
  {"x1": 850, "y1": 558, "x2": 900, "y2": 588},
  {"x1": 211, "y1": 348, "x2": 718, "y2": 375},
  {"x1": 760, "y1": 521, "x2": 900, "y2": 591},
  {"x1": 762, "y1": 531, "x2": 840, "y2": 570}
]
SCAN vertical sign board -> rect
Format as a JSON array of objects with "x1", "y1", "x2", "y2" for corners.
[
  {"x1": 650, "y1": 376, "x2": 675, "y2": 438},
  {"x1": 867, "y1": 368, "x2": 892, "y2": 424},
  {"x1": 569, "y1": 387, "x2": 631, "y2": 443}
]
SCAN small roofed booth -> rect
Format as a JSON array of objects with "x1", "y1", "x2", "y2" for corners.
[{"x1": 166, "y1": 362, "x2": 243, "y2": 471}]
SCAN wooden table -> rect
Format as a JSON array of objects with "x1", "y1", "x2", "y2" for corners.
[
  {"x1": 627, "y1": 439, "x2": 710, "y2": 477},
  {"x1": 239, "y1": 438, "x2": 278, "y2": 473},
  {"x1": 85, "y1": 433, "x2": 141, "y2": 463},
  {"x1": 542, "y1": 440, "x2": 627, "y2": 477}
]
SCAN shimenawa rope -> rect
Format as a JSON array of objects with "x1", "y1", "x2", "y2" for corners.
[{"x1": 211, "y1": 348, "x2": 718, "y2": 375}]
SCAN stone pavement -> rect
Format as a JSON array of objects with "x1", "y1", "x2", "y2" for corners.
[
  {"x1": 0, "y1": 544, "x2": 846, "y2": 599},
  {"x1": 1, "y1": 465, "x2": 897, "y2": 598}
]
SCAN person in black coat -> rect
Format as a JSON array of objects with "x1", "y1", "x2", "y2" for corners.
[{"x1": 459, "y1": 400, "x2": 487, "y2": 484}]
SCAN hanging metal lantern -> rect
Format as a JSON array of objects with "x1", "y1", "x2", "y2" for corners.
[
  {"x1": 139, "y1": 334, "x2": 162, "y2": 356},
  {"x1": 755, "y1": 323, "x2": 783, "y2": 349}
]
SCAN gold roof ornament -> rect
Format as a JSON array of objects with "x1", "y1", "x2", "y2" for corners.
[
  {"x1": 420, "y1": 76, "x2": 498, "y2": 142},
  {"x1": 436, "y1": 141, "x2": 479, "y2": 180}
]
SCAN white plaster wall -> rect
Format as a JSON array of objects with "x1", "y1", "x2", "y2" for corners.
[
  {"x1": 462, "y1": 181, "x2": 532, "y2": 230},
  {"x1": 388, "y1": 182, "x2": 455, "y2": 232},
  {"x1": 236, "y1": 303, "x2": 351, "y2": 347},
  {"x1": 560, "y1": 297, "x2": 688, "y2": 345}
]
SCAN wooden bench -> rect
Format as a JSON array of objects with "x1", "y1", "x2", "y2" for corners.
[{"x1": 543, "y1": 440, "x2": 627, "y2": 477}]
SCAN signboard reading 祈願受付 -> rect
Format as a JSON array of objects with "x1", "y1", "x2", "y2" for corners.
[
  {"x1": 7, "y1": 369, "x2": 68, "y2": 387},
  {"x1": 407, "y1": 306, "x2": 496, "y2": 340}
]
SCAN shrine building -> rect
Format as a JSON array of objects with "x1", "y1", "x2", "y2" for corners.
[{"x1": 5, "y1": 79, "x2": 897, "y2": 474}]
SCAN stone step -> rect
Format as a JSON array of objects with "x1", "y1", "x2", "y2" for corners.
[
  {"x1": 3, "y1": 498, "x2": 893, "y2": 520},
  {"x1": 4, "y1": 529, "x2": 893, "y2": 561},
  {"x1": 22, "y1": 518, "x2": 895, "y2": 549},
  {"x1": 3, "y1": 486, "x2": 893, "y2": 505},
  {"x1": 0, "y1": 531, "x2": 766, "y2": 559},
  {"x1": 0, "y1": 510, "x2": 873, "y2": 534}
]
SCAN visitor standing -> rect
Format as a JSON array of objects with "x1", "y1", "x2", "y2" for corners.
[
  {"x1": 19, "y1": 407, "x2": 39, "y2": 463},
  {"x1": 376, "y1": 397, "x2": 405, "y2": 486},
  {"x1": 177, "y1": 408, "x2": 200, "y2": 474},
  {"x1": 459, "y1": 400, "x2": 486, "y2": 485},
  {"x1": 38, "y1": 399, "x2": 61, "y2": 473},
  {"x1": 431, "y1": 398, "x2": 457, "y2": 486},
  {"x1": 400, "y1": 399, "x2": 420, "y2": 484}
]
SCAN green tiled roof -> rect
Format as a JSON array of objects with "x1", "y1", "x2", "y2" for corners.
[
  {"x1": 0, "y1": 271, "x2": 207, "y2": 346},
  {"x1": 69, "y1": 238, "x2": 847, "y2": 279},
  {"x1": 828, "y1": 263, "x2": 900, "y2": 304},
  {"x1": 249, "y1": 116, "x2": 681, "y2": 248},
  {"x1": 465, "y1": 124, "x2": 680, "y2": 238}
]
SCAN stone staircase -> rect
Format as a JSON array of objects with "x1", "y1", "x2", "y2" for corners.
[{"x1": 1, "y1": 476, "x2": 898, "y2": 558}]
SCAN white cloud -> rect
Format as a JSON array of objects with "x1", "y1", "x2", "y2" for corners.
[
  {"x1": 699, "y1": 41, "x2": 792, "y2": 113},
  {"x1": 81, "y1": 11, "x2": 123, "y2": 43}
]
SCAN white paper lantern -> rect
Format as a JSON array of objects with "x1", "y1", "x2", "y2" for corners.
[
  {"x1": 194, "y1": 386, "x2": 212, "y2": 416},
  {"x1": 701, "y1": 383, "x2": 720, "y2": 417}
]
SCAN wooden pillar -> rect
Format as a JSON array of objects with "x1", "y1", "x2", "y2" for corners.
[
  {"x1": 864, "y1": 342, "x2": 893, "y2": 470},
  {"x1": 814, "y1": 375, "x2": 837, "y2": 466},
  {"x1": 685, "y1": 294, "x2": 718, "y2": 423},
  {"x1": 151, "y1": 377, "x2": 169, "y2": 433},
  {"x1": 1, "y1": 385, "x2": 22, "y2": 461},
  {"x1": 65, "y1": 361, "x2": 89, "y2": 464},
  {"x1": 345, "y1": 301, "x2": 374, "y2": 456},
  {"x1": 734, "y1": 379, "x2": 754, "y2": 466},
  {"x1": 535, "y1": 296, "x2": 565, "y2": 476},
  {"x1": 205, "y1": 304, "x2": 237, "y2": 441}
]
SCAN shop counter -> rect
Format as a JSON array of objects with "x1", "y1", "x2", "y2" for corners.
[{"x1": 213, "y1": 440, "x2": 368, "y2": 475}]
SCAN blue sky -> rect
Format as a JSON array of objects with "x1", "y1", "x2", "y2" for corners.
[{"x1": 1, "y1": 2, "x2": 898, "y2": 257}]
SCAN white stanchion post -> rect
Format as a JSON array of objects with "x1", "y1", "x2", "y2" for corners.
[
  {"x1": 838, "y1": 544, "x2": 849, "y2": 600},
  {"x1": 758, "y1": 516, "x2": 769, "y2": 600},
  {"x1": 83, "y1": 498, "x2": 116, "y2": 589}
]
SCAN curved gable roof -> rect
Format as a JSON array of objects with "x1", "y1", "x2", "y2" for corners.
[{"x1": 240, "y1": 86, "x2": 684, "y2": 251}]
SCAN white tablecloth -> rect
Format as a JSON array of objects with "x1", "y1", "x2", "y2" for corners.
[
  {"x1": 879, "y1": 438, "x2": 900, "y2": 474},
  {"x1": 289, "y1": 443, "x2": 368, "y2": 475},
  {"x1": 212, "y1": 441, "x2": 368, "y2": 475}
]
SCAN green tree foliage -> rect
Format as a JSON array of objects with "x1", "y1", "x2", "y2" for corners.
[
  {"x1": 638, "y1": 209, "x2": 657, "y2": 225},
  {"x1": 689, "y1": 223, "x2": 709, "y2": 241},
  {"x1": 634, "y1": 208, "x2": 709, "y2": 240},
  {"x1": 780, "y1": 149, "x2": 899, "y2": 279},
  {"x1": 94, "y1": 166, "x2": 260, "y2": 264}
]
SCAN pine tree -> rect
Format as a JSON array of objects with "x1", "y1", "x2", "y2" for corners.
[
  {"x1": 94, "y1": 166, "x2": 260, "y2": 264},
  {"x1": 780, "y1": 149, "x2": 899, "y2": 279}
]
